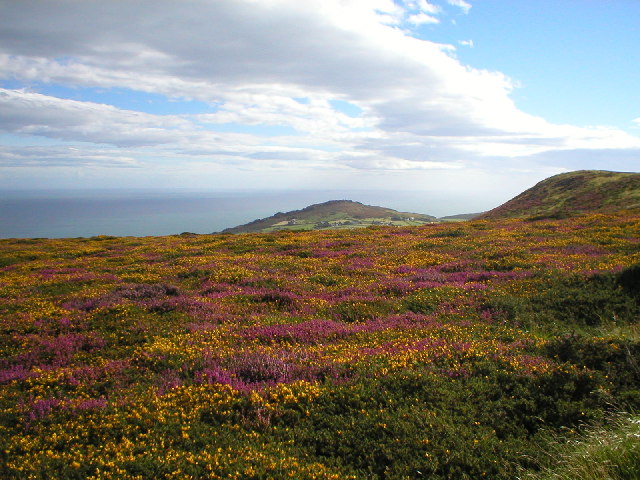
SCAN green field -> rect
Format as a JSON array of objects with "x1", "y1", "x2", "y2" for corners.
[{"x1": 260, "y1": 216, "x2": 436, "y2": 232}]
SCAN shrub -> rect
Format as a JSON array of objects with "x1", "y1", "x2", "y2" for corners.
[
  {"x1": 544, "y1": 335, "x2": 640, "y2": 408},
  {"x1": 483, "y1": 273, "x2": 638, "y2": 330},
  {"x1": 332, "y1": 300, "x2": 391, "y2": 322},
  {"x1": 617, "y1": 264, "x2": 640, "y2": 301}
]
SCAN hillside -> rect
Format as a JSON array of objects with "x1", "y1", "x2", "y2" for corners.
[
  {"x1": 1, "y1": 212, "x2": 639, "y2": 479},
  {"x1": 221, "y1": 199, "x2": 438, "y2": 233},
  {"x1": 481, "y1": 170, "x2": 640, "y2": 220}
]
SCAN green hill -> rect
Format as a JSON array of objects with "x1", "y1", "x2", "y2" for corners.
[
  {"x1": 481, "y1": 170, "x2": 640, "y2": 220},
  {"x1": 221, "y1": 199, "x2": 438, "y2": 233}
]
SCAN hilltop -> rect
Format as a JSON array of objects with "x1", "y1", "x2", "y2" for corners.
[
  {"x1": 221, "y1": 199, "x2": 438, "y2": 233},
  {"x1": 481, "y1": 170, "x2": 640, "y2": 220}
]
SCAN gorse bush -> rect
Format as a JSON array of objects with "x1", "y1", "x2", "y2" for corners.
[
  {"x1": 618, "y1": 263, "x2": 640, "y2": 300},
  {"x1": 484, "y1": 271, "x2": 639, "y2": 330},
  {"x1": 535, "y1": 273, "x2": 638, "y2": 327},
  {"x1": 0, "y1": 212, "x2": 639, "y2": 479},
  {"x1": 544, "y1": 335, "x2": 640, "y2": 409}
]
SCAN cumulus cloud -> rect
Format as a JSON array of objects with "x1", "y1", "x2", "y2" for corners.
[
  {"x1": 0, "y1": 87, "x2": 355, "y2": 170},
  {"x1": 0, "y1": 0, "x2": 638, "y2": 189},
  {"x1": 0, "y1": 88, "x2": 192, "y2": 146}
]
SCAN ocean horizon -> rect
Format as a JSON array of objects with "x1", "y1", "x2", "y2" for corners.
[{"x1": 0, "y1": 189, "x2": 468, "y2": 239}]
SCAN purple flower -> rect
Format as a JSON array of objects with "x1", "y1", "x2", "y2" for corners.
[
  {"x1": 71, "y1": 397, "x2": 108, "y2": 412},
  {"x1": 24, "y1": 397, "x2": 61, "y2": 422},
  {"x1": 0, "y1": 365, "x2": 32, "y2": 384},
  {"x1": 242, "y1": 319, "x2": 353, "y2": 344}
]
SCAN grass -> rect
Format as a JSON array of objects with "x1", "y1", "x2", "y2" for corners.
[
  {"x1": 522, "y1": 414, "x2": 640, "y2": 480},
  {"x1": 597, "y1": 323, "x2": 640, "y2": 343}
]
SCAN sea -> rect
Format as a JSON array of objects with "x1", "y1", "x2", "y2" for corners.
[{"x1": 0, "y1": 189, "x2": 456, "y2": 239}]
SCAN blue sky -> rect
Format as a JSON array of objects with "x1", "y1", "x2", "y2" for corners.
[
  {"x1": 438, "y1": 1, "x2": 640, "y2": 131},
  {"x1": 0, "y1": 0, "x2": 639, "y2": 212}
]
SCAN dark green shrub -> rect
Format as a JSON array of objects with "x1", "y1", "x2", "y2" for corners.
[
  {"x1": 534, "y1": 274, "x2": 637, "y2": 327},
  {"x1": 433, "y1": 229, "x2": 466, "y2": 238},
  {"x1": 484, "y1": 273, "x2": 638, "y2": 330},
  {"x1": 331, "y1": 300, "x2": 391, "y2": 322},
  {"x1": 262, "y1": 361, "x2": 612, "y2": 480},
  {"x1": 403, "y1": 287, "x2": 461, "y2": 314},
  {"x1": 617, "y1": 264, "x2": 640, "y2": 301},
  {"x1": 544, "y1": 335, "x2": 640, "y2": 408}
]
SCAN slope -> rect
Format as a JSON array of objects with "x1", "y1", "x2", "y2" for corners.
[
  {"x1": 221, "y1": 200, "x2": 437, "y2": 233},
  {"x1": 481, "y1": 170, "x2": 640, "y2": 220}
]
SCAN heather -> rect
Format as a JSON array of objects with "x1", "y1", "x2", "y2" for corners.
[{"x1": 1, "y1": 212, "x2": 639, "y2": 479}]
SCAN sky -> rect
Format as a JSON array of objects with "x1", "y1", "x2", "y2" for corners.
[{"x1": 1, "y1": 0, "x2": 639, "y2": 213}]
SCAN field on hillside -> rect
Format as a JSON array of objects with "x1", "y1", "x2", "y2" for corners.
[
  {"x1": 1, "y1": 213, "x2": 639, "y2": 479},
  {"x1": 260, "y1": 217, "x2": 433, "y2": 233}
]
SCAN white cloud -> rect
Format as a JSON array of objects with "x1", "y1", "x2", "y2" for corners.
[
  {"x1": 408, "y1": 12, "x2": 440, "y2": 25},
  {"x1": 0, "y1": 87, "x2": 370, "y2": 172},
  {"x1": 0, "y1": 0, "x2": 638, "y2": 191},
  {"x1": 446, "y1": 0, "x2": 472, "y2": 14},
  {"x1": 418, "y1": 1, "x2": 441, "y2": 15},
  {"x1": 341, "y1": 151, "x2": 461, "y2": 170},
  {"x1": 0, "y1": 88, "x2": 193, "y2": 147}
]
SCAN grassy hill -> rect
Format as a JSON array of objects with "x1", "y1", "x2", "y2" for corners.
[
  {"x1": 481, "y1": 170, "x2": 640, "y2": 220},
  {"x1": 221, "y1": 199, "x2": 438, "y2": 233}
]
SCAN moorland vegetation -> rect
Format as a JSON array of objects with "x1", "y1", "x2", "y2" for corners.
[
  {"x1": 482, "y1": 170, "x2": 640, "y2": 220},
  {"x1": 1, "y1": 171, "x2": 639, "y2": 479}
]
